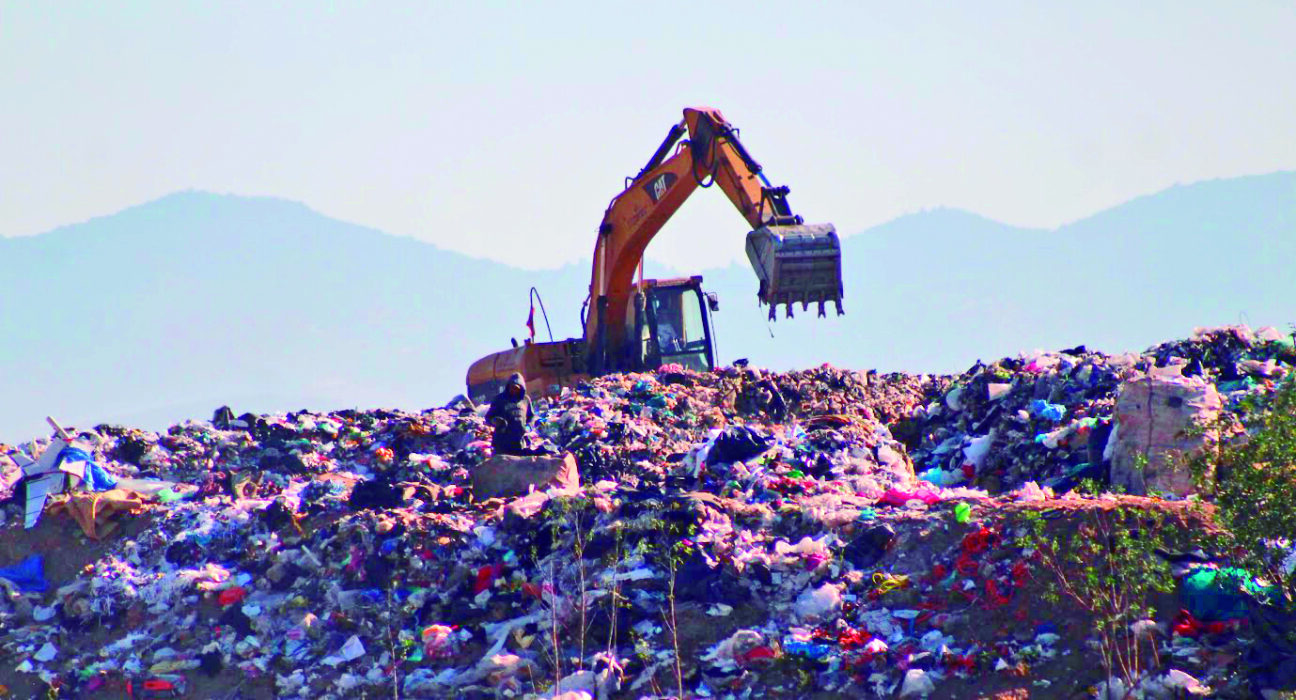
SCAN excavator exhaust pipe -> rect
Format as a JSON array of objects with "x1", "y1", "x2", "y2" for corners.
[{"x1": 745, "y1": 223, "x2": 844, "y2": 321}]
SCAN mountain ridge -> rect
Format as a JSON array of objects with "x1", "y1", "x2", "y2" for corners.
[{"x1": 1, "y1": 171, "x2": 1292, "y2": 442}]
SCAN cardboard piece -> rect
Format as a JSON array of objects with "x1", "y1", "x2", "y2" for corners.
[
  {"x1": 19, "y1": 437, "x2": 71, "y2": 529},
  {"x1": 24, "y1": 473, "x2": 66, "y2": 529},
  {"x1": 472, "y1": 453, "x2": 580, "y2": 501}
]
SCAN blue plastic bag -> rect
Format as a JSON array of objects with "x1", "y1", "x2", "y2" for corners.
[
  {"x1": 0, "y1": 554, "x2": 47, "y2": 593},
  {"x1": 55, "y1": 447, "x2": 119, "y2": 491},
  {"x1": 1029, "y1": 400, "x2": 1066, "y2": 421}
]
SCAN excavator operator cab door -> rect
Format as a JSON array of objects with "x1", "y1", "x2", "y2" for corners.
[{"x1": 641, "y1": 280, "x2": 716, "y2": 373}]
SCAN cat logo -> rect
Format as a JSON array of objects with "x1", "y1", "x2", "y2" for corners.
[{"x1": 643, "y1": 172, "x2": 677, "y2": 204}]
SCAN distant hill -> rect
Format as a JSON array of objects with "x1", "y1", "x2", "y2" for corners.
[
  {"x1": 2, "y1": 173, "x2": 1293, "y2": 441},
  {"x1": 701, "y1": 172, "x2": 1295, "y2": 374},
  {"x1": 0, "y1": 193, "x2": 591, "y2": 442}
]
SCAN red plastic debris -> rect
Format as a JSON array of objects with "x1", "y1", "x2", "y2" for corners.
[
  {"x1": 741, "y1": 646, "x2": 778, "y2": 665},
  {"x1": 473, "y1": 564, "x2": 503, "y2": 594},
  {"x1": 811, "y1": 627, "x2": 836, "y2": 642},
  {"x1": 127, "y1": 677, "x2": 182, "y2": 699},
  {"x1": 984, "y1": 578, "x2": 1013, "y2": 607},
  {"x1": 962, "y1": 527, "x2": 996, "y2": 555},
  {"x1": 1172, "y1": 609, "x2": 1236, "y2": 638},
  {"x1": 945, "y1": 653, "x2": 976, "y2": 672},
  {"x1": 1011, "y1": 561, "x2": 1030, "y2": 585},
  {"x1": 217, "y1": 586, "x2": 247, "y2": 606},
  {"x1": 838, "y1": 629, "x2": 870, "y2": 649}
]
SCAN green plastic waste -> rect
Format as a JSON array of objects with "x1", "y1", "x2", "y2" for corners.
[
  {"x1": 1220, "y1": 376, "x2": 1259, "y2": 393},
  {"x1": 156, "y1": 488, "x2": 182, "y2": 504},
  {"x1": 954, "y1": 502, "x2": 972, "y2": 523},
  {"x1": 1181, "y1": 567, "x2": 1279, "y2": 621}
]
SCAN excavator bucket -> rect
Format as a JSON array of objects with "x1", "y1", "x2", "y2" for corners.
[{"x1": 745, "y1": 223, "x2": 844, "y2": 320}]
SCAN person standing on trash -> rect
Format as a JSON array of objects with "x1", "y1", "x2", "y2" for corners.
[{"x1": 485, "y1": 372, "x2": 534, "y2": 456}]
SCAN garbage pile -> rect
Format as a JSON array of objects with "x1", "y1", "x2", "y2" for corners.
[
  {"x1": 901, "y1": 325, "x2": 1295, "y2": 495},
  {"x1": 0, "y1": 326, "x2": 1291, "y2": 698}
]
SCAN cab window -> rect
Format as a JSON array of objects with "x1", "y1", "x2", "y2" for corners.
[{"x1": 651, "y1": 287, "x2": 711, "y2": 371}]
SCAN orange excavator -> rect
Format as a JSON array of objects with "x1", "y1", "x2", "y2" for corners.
[{"x1": 465, "y1": 106, "x2": 844, "y2": 403}]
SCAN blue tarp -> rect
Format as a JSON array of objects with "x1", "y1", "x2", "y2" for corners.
[
  {"x1": 55, "y1": 446, "x2": 118, "y2": 491},
  {"x1": 0, "y1": 554, "x2": 47, "y2": 593}
]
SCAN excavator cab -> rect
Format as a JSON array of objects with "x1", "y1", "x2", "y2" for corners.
[
  {"x1": 465, "y1": 277, "x2": 716, "y2": 406},
  {"x1": 632, "y1": 277, "x2": 717, "y2": 373}
]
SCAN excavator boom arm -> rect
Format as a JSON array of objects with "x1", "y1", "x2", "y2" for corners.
[
  {"x1": 683, "y1": 107, "x2": 802, "y2": 230},
  {"x1": 587, "y1": 106, "x2": 842, "y2": 364}
]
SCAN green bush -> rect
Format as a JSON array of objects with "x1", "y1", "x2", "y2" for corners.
[
  {"x1": 1022, "y1": 505, "x2": 1175, "y2": 691},
  {"x1": 1191, "y1": 376, "x2": 1296, "y2": 609}
]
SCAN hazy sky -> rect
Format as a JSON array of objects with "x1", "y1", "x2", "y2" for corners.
[{"x1": 3, "y1": 1, "x2": 1294, "y2": 269}]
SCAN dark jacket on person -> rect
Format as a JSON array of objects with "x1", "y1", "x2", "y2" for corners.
[{"x1": 485, "y1": 373, "x2": 533, "y2": 455}]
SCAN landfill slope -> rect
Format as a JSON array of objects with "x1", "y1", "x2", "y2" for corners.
[{"x1": 0, "y1": 326, "x2": 1293, "y2": 699}]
